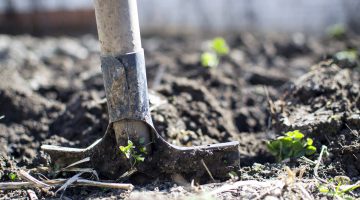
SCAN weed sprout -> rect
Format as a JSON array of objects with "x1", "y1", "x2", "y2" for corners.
[
  {"x1": 267, "y1": 130, "x2": 317, "y2": 162},
  {"x1": 201, "y1": 37, "x2": 229, "y2": 68}
]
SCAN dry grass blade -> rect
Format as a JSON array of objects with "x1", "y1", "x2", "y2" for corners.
[
  {"x1": 201, "y1": 159, "x2": 216, "y2": 182},
  {"x1": 45, "y1": 179, "x2": 134, "y2": 190},
  {"x1": 314, "y1": 145, "x2": 327, "y2": 183},
  {"x1": 55, "y1": 172, "x2": 84, "y2": 195},
  {"x1": 62, "y1": 168, "x2": 99, "y2": 180},
  {"x1": 19, "y1": 169, "x2": 50, "y2": 188},
  {"x1": 62, "y1": 157, "x2": 90, "y2": 170},
  {"x1": 0, "y1": 179, "x2": 134, "y2": 190}
]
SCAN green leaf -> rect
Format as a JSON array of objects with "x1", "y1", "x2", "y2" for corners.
[
  {"x1": 319, "y1": 185, "x2": 330, "y2": 193},
  {"x1": 119, "y1": 140, "x2": 135, "y2": 159},
  {"x1": 119, "y1": 146, "x2": 126, "y2": 152},
  {"x1": 285, "y1": 130, "x2": 304, "y2": 140},
  {"x1": 211, "y1": 37, "x2": 229, "y2": 55},
  {"x1": 305, "y1": 145, "x2": 317, "y2": 155},
  {"x1": 267, "y1": 140, "x2": 281, "y2": 155},
  {"x1": 267, "y1": 130, "x2": 317, "y2": 162},
  {"x1": 334, "y1": 50, "x2": 358, "y2": 62},
  {"x1": 133, "y1": 154, "x2": 145, "y2": 162},
  {"x1": 307, "y1": 138, "x2": 313, "y2": 146},
  {"x1": 139, "y1": 146, "x2": 147, "y2": 154},
  {"x1": 201, "y1": 52, "x2": 219, "y2": 68},
  {"x1": 8, "y1": 172, "x2": 17, "y2": 181},
  {"x1": 292, "y1": 141, "x2": 305, "y2": 158}
]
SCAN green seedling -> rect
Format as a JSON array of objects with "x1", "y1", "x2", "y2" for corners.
[
  {"x1": 327, "y1": 24, "x2": 346, "y2": 39},
  {"x1": 267, "y1": 130, "x2": 317, "y2": 162},
  {"x1": 211, "y1": 37, "x2": 229, "y2": 55},
  {"x1": 201, "y1": 37, "x2": 229, "y2": 68},
  {"x1": 334, "y1": 49, "x2": 358, "y2": 63},
  {"x1": 201, "y1": 52, "x2": 219, "y2": 68},
  {"x1": 119, "y1": 140, "x2": 146, "y2": 165},
  {"x1": 8, "y1": 172, "x2": 17, "y2": 181},
  {"x1": 318, "y1": 176, "x2": 360, "y2": 199}
]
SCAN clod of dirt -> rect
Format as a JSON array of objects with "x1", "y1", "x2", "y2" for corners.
[
  {"x1": 0, "y1": 68, "x2": 62, "y2": 125},
  {"x1": 49, "y1": 91, "x2": 108, "y2": 147},
  {"x1": 245, "y1": 66, "x2": 289, "y2": 87},
  {"x1": 0, "y1": 67, "x2": 63, "y2": 165},
  {"x1": 273, "y1": 60, "x2": 360, "y2": 177},
  {"x1": 156, "y1": 76, "x2": 239, "y2": 146}
]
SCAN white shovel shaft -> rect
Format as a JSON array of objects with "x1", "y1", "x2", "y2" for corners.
[{"x1": 94, "y1": 0, "x2": 142, "y2": 56}]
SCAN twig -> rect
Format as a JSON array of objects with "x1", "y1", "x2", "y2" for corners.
[
  {"x1": 210, "y1": 180, "x2": 278, "y2": 195},
  {"x1": 27, "y1": 189, "x2": 38, "y2": 200},
  {"x1": 299, "y1": 156, "x2": 316, "y2": 165},
  {"x1": 345, "y1": 123, "x2": 357, "y2": 136},
  {"x1": 0, "y1": 179, "x2": 134, "y2": 190},
  {"x1": 51, "y1": 179, "x2": 134, "y2": 190},
  {"x1": 116, "y1": 168, "x2": 137, "y2": 182},
  {"x1": 0, "y1": 182, "x2": 37, "y2": 190},
  {"x1": 201, "y1": 159, "x2": 215, "y2": 182},
  {"x1": 19, "y1": 170, "x2": 50, "y2": 188},
  {"x1": 314, "y1": 145, "x2": 328, "y2": 183}
]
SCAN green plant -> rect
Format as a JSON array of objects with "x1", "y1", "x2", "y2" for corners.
[
  {"x1": 211, "y1": 37, "x2": 229, "y2": 55},
  {"x1": 201, "y1": 37, "x2": 229, "y2": 68},
  {"x1": 267, "y1": 130, "x2": 317, "y2": 162},
  {"x1": 119, "y1": 140, "x2": 146, "y2": 165},
  {"x1": 8, "y1": 172, "x2": 17, "y2": 181},
  {"x1": 319, "y1": 176, "x2": 360, "y2": 199},
  {"x1": 201, "y1": 52, "x2": 219, "y2": 68},
  {"x1": 327, "y1": 24, "x2": 346, "y2": 39},
  {"x1": 334, "y1": 49, "x2": 358, "y2": 63}
]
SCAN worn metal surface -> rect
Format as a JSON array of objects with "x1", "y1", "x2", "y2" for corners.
[
  {"x1": 42, "y1": 123, "x2": 240, "y2": 179},
  {"x1": 101, "y1": 50, "x2": 152, "y2": 125}
]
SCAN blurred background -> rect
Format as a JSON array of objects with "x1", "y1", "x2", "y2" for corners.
[{"x1": 0, "y1": 0, "x2": 359, "y2": 36}]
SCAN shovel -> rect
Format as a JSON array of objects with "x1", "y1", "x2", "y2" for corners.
[{"x1": 41, "y1": 0, "x2": 240, "y2": 180}]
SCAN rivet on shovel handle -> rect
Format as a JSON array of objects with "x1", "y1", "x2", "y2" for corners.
[{"x1": 41, "y1": 0, "x2": 240, "y2": 180}]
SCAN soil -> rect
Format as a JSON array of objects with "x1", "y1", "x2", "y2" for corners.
[{"x1": 0, "y1": 32, "x2": 359, "y2": 199}]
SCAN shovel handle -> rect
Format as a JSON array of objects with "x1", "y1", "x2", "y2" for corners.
[
  {"x1": 94, "y1": 0, "x2": 151, "y2": 149},
  {"x1": 94, "y1": 0, "x2": 142, "y2": 56}
]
